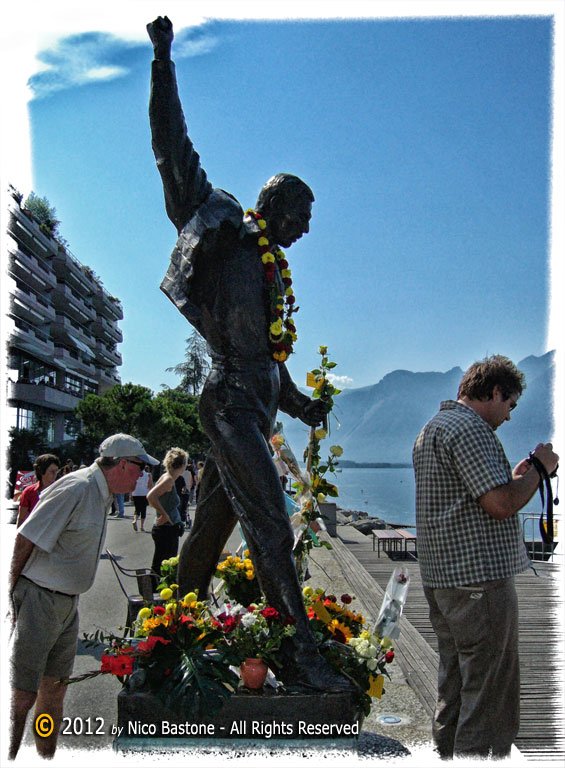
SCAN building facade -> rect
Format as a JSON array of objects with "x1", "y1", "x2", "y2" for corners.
[{"x1": 5, "y1": 187, "x2": 123, "y2": 446}]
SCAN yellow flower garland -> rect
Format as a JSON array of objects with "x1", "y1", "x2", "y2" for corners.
[{"x1": 246, "y1": 209, "x2": 298, "y2": 362}]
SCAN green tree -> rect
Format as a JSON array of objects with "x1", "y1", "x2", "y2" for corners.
[
  {"x1": 74, "y1": 383, "x2": 208, "y2": 462},
  {"x1": 23, "y1": 192, "x2": 62, "y2": 239},
  {"x1": 167, "y1": 331, "x2": 210, "y2": 395}
]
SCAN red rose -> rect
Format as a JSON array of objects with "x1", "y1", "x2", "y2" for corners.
[
  {"x1": 101, "y1": 654, "x2": 114, "y2": 673},
  {"x1": 153, "y1": 606, "x2": 165, "y2": 615},
  {"x1": 278, "y1": 259, "x2": 288, "y2": 269},
  {"x1": 385, "y1": 650, "x2": 395, "y2": 663},
  {"x1": 341, "y1": 594, "x2": 353, "y2": 604},
  {"x1": 286, "y1": 295, "x2": 296, "y2": 305},
  {"x1": 260, "y1": 606, "x2": 280, "y2": 621},
  {"x1": 222, "y1": 615, "x2": 238, "y2": 633}
]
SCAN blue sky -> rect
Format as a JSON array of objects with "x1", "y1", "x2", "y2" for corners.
[{"x1": 2, "y1": 2, "x2": 563, "y2": 400}]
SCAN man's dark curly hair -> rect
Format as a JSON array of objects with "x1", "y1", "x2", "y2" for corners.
[{"x1": 457, "y1": 355, "x2": 526, "y2": 401}]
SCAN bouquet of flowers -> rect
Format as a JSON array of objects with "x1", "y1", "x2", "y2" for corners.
[
  {"x1": 213, "y1": 601, "x2": 297, "y2": 668},
  {"x1": 215, "y1": 551, "x2": 262, "y2": 606},
  {"x1": 302, "y1": 587, "x2": 395, "y2": 715},
  {"x1": 63, "y1": 589, "x2": 240, "y2": 718}
]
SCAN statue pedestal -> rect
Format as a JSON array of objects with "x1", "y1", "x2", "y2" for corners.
[{"x1": 115, "y1": 685, "x2": 363, "y2": 753}]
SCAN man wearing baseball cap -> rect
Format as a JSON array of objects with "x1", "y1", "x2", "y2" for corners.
[{"x1": 7, "y1": 434, "x2": 158, "y2": 760}]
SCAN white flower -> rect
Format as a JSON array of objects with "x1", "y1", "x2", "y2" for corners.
[
  {"x1": 241, "y1": 612, "x2": 258, "y2": 628},
  {"x1": 367, "y1": 658, "x2": 378, "y2": 672}
]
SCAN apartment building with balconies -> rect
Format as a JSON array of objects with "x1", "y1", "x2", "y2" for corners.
[{"x1": 5, "y1": 187, "x2": 123, "y2": 446}]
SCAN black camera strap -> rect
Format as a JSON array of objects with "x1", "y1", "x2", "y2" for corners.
[{"x1": 528, "y1": 453, "x2": 559, "y2": 547}]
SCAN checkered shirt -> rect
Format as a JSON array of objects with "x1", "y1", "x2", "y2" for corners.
[{"x1": 413, "y1": 400, "x2": 530, "y2": 588}]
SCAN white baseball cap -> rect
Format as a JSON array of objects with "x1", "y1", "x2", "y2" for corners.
[{"x1": 98, "y1": 433, "x2": 159, "y2": 465}]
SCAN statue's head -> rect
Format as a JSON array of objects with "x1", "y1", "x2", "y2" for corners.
[{"x1": 256, "y1": 173, "x2": 314, "y2": 248}]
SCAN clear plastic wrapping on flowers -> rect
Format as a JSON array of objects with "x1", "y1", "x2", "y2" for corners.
[{"x1": 374, "y1": 566, "x2": 410, "y2": 640}]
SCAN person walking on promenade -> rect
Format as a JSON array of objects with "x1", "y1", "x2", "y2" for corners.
[
  {"x1": 413, "y1": 355, "x2": 559, "y2": 760},
  {"x1": 146, "y1": 15, "x2": 352, "y2": 693},
  {"x1": 147, "y1": 447, "x2": 188, "y2": 587},
  {"x1": 7, "y1": 434, "x2": 158, "y2": 761},
  {"x1": 16, "y1": 454, "x2": 60, "y2": 528},
  {"x1": 132, "y1": 464, "x2": 154, "y2": 532}
]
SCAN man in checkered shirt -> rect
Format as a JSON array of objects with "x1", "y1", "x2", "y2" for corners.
[{"x1": 413, "y1": 355, "x2": 558, "y2": 760}]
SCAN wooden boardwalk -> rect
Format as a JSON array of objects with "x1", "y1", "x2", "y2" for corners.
[{"x1": 332, "y1": 525, "x2": 564, "y2": 761}]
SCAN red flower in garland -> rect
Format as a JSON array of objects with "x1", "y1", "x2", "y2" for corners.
[{"x1": 385, "y1": 650, "x2": 395, "y2": 663}]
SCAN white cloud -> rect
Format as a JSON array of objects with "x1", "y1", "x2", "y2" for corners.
[{"x1": 327, "y1": 374, "x2": 354, "y2": 389}]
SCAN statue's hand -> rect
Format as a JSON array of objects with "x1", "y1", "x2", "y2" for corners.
[
  {"x1": 301, "y1": 399, "x2": 329, "y2": 427},
  {"x1": 147, "y1": 15, "x2": 173, "y2": 59}
]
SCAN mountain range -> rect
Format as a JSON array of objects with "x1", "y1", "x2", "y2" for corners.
[{"x1": 278, "y1": 351, "x2": 555, "y2": 464}]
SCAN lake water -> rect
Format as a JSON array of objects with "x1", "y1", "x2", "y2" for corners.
[
  {"x1": 331, "y1": 467, "x2": 416, "y2": 527},
  {"x1": 330, "y1": 466, "x2": 545, "y2": 537}
]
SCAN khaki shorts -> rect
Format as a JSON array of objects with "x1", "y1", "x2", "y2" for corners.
[{"x1": 10, "y1": 577, "x2": 79, "y2": 692}]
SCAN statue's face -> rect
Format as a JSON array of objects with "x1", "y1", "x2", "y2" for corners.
[{"x1": 268, "y1": 198, "x2": 312, "y2": 248}]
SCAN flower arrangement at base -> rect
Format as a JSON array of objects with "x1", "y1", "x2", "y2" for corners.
[
  {"x1": 213, "y1": 601, "x2": 297, "y2": 670},
  {"x1": 302, "y1": 587, "x2": 395, "y2": 716},
  {"x1": 62, "y1": 590, "x2": 240, "y2": 719},
  {"x1": 215, "y1": 550, "x2": 262, "y2": 606}
]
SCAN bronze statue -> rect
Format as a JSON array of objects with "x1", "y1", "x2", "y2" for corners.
[{"x1": 147, "y1": 16, "x2": 352, "y2": 693}]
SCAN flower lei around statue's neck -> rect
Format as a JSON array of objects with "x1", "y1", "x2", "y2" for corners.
[{"x1": 246, "y1": 209, "x2": 298, "y2": 363}]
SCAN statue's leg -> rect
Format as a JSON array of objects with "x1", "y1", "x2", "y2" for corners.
[
  {"x1": 206, "y1": 406, "x2": 354, "y2": 692},
  {"x1": 177, "y1": 456, "x2": 238, "y2": 597}
]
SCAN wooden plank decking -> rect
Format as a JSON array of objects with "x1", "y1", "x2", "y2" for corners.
[{"x1": 333, "y1": 525, "x2": 564, "y2": 761}]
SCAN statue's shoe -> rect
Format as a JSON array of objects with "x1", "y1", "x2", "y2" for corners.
[{"x1": 278, "y1": 651, "x2": 357, "y2": 694}]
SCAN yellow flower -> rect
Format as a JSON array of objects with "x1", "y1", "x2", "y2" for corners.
[
  {"x1": 262, "y1": 252, "x2": 275, "y2": 264},
  {"x1": 330, "y1": 445, "x2": 343, "y2": 457},
  {"x1": 318, "y1": 345, "x2": 328, "y2": 355},
  {"x1": 160, "y1": 588, "x2": 173, "y2": 601},
  {"x1": 170, "y1": 556, "x2": 179, "y2": 566},
  {"x1": 246, "y1": 570, "x2": 255, "y2": 580},
  {"x1": 258, "y1": 218, "x2": 267, "y2": 230},
  {"x1": 170, "y1": 583, "x2": 179, "y2": 591},
  {"x1": 243, "y1": 559, "x2": 253, "y2": 568},
  {"x1": 281, "y1": 269, "x2": 291, "y2": 278},
  {"x1": 270, "y1": 320, "x2": 283, "y2": 336},
  {"x1": 303, "y1": 586, "x2": 314, "y2": 597},
  {"x1": 183, "y1": 592, "x2": 197, "y2": 603},
  {"x1": 317, "y1": 493, "x2": 326, "y2": 503},
  {"x1": 137, "y1": 607, "x2": 152, "y2": 620},
  {"x1": 284, "y1": 287, "x2": 293, "y2": 297},
  {"x1": 236, "y1": 562, "x2": 245, "y2": 570},
  {"x1": 258, "y1": 236, "x2": 269, "y2": 246},
  {"x1": 367, "y1": 674, "x2": 384, "y2": 699},
  {"x1": 328, "y1": 619, "x2": 353, "y2": 641},
  {"x1": 244, "y1": 549, "x2": 250, "y2": 557},
  {"x1": 165, "y1": 602, "x2": 176, "y2": 614}
]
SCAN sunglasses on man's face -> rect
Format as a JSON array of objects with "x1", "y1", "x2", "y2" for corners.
[{"x1": 124, "y1": 459, "x2": 145, "y2": 470}]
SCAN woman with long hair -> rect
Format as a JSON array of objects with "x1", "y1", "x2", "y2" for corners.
[{"x1": 147, "y1": 447, "x2": 188, "y2": 585}]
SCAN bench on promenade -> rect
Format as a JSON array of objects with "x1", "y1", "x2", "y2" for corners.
[{"x1": 372, "y1": 529, "x2": 417, "y2": 558}]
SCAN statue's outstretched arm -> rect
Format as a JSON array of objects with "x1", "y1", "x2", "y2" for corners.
[{"x1": 148, "y1": 16, "x2": 212, "y2": 233}]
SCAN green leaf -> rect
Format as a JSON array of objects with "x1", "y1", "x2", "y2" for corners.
[{"x1": 326, "y1": 361, "x2": 337, "y2": 369}]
